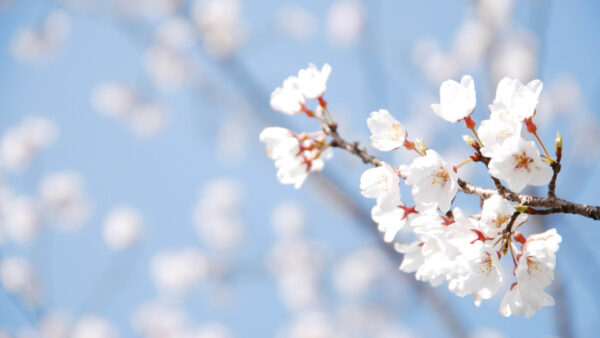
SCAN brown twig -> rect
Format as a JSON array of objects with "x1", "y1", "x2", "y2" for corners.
[
  {"x1": 548, "y1": 136, "x2": 563, "y2": 198},
  {"x1": 327, "y1": 123, "x2": 382, "y2": 167},
  {"x1": 325, "y1": 125, "x2": 600, "y2": 221}
]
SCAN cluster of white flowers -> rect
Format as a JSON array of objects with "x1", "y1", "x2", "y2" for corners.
[
  {"x1": 192, "y1": 0, "x2": 243, "y2": 59},
  {"x1": 267, "y1": 202, "x2": 323, "y2": 312},
  {"x1": 360, "y1": 75, "x2": 561, "y2": 317},
  {"x1": 261, "y1": 63, "x2": 565, "y2": 318},
  {"x1": 92, "y1": 82, "x2": 167, "y2": 137},
  {"x1": 260, "y1": 63, "x2": 334, "y2": 188},
  {"x1": 0, "y1": 117, "x2": 57, "y2": 171},
  {"x1": 150, "y1": 248, "x2": 210, "y2": 297},
  {"x1": 39, "y1": 171, "x2": 92, "y2": 230},
  {"x1": 133, "y1": 301, "x2": 233, "y2": 338},
  {"x1": 0, "y1": 256, "x2": 40, "y2": 307},
  {"x1": 11, "y1": 10, "x2": 71, "y2": 63},
  {"x1": 268, "y1": 202, "x2": 415, "y2": 338},
  {"x1": 193, "y1": 178, "x2": 244, "y2": 251},
  {"x1": 0, "y1": 118, "x2": 94, "y2": 246}
]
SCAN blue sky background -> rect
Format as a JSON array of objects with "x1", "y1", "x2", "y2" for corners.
[{"x1": 1, "y1": 0, "x2": 600, "y2": 337}]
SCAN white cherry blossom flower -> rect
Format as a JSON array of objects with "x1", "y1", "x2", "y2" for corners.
[
  {"x1": 297, "y1": 63, "x2": 331, "y2": 100},
  {"x1": 479, "y1": 194, "x2": 527, "y2": 237},
  {"x1": 367, "y1": 109, "x2": 407, "y2": 151},
  {"x1": 260, "y1": 128, "x2": 330, "y2": 189},
  {"x1": 270, "y1": 76, "x2": 306, "y2": 115},
  {"x1": 500, "y1": 229, "x2": 561, "y2": 317},
  {"x1": 404, "y1": 149, "x2": 458, "y2": 212},
  {"x1": 405, "y1": 210, "x2": 461, "y2": 286},
  {"x1": 487, "y1": 136, "x2": 553, "y2": 192},
  {"x1": 490, "y1": 77, "x2": 543, "y2": 121},
  {"x1": 395, "y1": 241, "x2": 425, "y2": 274},
  {"x1": 359, "y1": 162, "x2": 400, "y2": 210},
  {"x1": 499, "y1": 282, "x2": 554, "y2": 318},
  {"x1": 431, "y1": 75, "x2": 476, "y2": 123},
  {"x1": 102, "y1": 206, "x2": 143, "y2": 251},
  {"x1": 522, "y1": 228, "x2": 561, "y2": 272},
  {"x1": 449, "y1": 246, "x2": 504, "y2": 306},
  {"x1": 478, "y1": 109, "x2": 522, "y2": 157},
  {"x1": 371, "y1": 203, "x2": 415, "y2": 243}
]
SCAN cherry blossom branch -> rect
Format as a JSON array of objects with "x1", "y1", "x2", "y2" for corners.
[
  {"x1": 327, "y1": 123, "x2": 382, "y2": 167},
  {"x1": 325, "y1": 123, "x2": 600, "y2": 221}
]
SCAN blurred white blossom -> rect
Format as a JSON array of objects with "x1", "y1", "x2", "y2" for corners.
[
  {"x1": 276, "y1": 6, "x2": 317, "y2": 40},
  {"x1": 0, "y1": 117, "x2": 58, "y2": 171},
  {"x1": 92, "y1": 83, "x2": 138, "y2": 119},
  {"x1": 192, "y1": 0, "x2": 243, "y2": 59},
  {"x1": 38, "y1": 171, "x2": 91, "y2": 230},
  {"x1": 155, "y1": 16, "x2": 195, "y2": 49},
  {"x1": 71, "y1": 316, "x2": 119, "y2": 338},
  {"x1": 144, "y1": 44, "x2": 191, "y2": 90},
  {"x1": 327, "y1": 0, "x2": 365, "y2": 47},
  {"x1": 115, "y1": 0, "x2": 180, "y2": 20},
  {"x1": 194, "y1": 178, "x2": 244, "y2": 251},
  {"x1": 102, "y1": 206, "x2": 143, "y2": 251},
  {"x1": 133, "y1": 302, "x2": 189, "y2": 338},
  {"x1": 151, "y1": 248, "x2": 209, "y2": 296},
  {"x1": 11, "y1": 10, "x2": 71, "y2": 63},
  {"x1": 1, "y1": 192, "x2": 41, "y2": 244},
  {"x1": 0, "y1": 256, "x2": 40, "y2": 307}
]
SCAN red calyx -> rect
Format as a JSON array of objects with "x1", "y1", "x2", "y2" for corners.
[
  {"x1": 441, "y1": 216, "x2": 455, "y2": 226},
  {"x1": 398, "y1": 205, "x2": 418, "y2": 220},
  {"x1": 318, "y1": 96, "x2": 327, "y2": 108},
  {"x1": 470, "y1": 229, "x2": 494, "y2": 244},
  {"x1": 302, "y1": 155, "x2": 312, "y2": 171},
  {"x1": 464, "y1": 115, "x2": 476, "y2": 130},
  {"x1": 403, "y1": 140, "x2": 415, "y2": 151},
  {"x1": 513, "y1": 232, "x2": 527, "y2": 245},
  {"x1": 524, "y1": 117, "x2": 537, "y2": 133},
  {"x1": 300, "y1": 104, "x2": 315, "y2": 117}
]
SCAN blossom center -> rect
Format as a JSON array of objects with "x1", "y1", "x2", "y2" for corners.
[
  {"x1": 479, "y1": 254, "x2": 493, "y2": 274},
  {"x1": 384, "y1": 123, "x2": 405, "y2": 141},
  {"x1": 430, "y1": 168, "x2": 450, "y2": 186},
  {"x1": 494, "y1": 214, "x2": 509, "y2": 228},
  {"x1": 512, "y1": 152, "x2": 533, "y2": 171},
  {"x1": 526, "y1": 256, "x2": 541, "y2": 274}
]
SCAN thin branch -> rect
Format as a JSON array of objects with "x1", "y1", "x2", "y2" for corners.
[
  {"x1": 548, "y1": 138, "x2": 562, "y2": 198},
  {"x1": 326, "y1": 124, "x2": 600, "y2": 221},
  {"x1": 327, "y1": 123, "x2": 382, "y2": 167}
]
